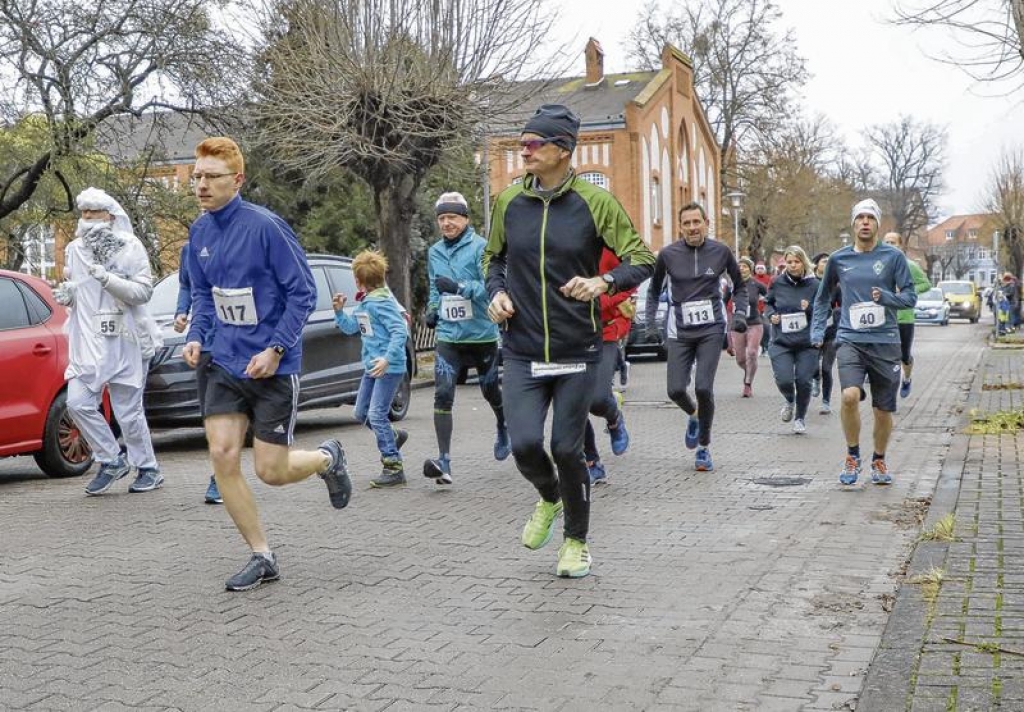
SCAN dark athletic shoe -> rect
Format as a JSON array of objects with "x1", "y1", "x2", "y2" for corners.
[
  {"x1": 225, "y1": 553, "x2": 280, "y2": 592},
  {"x1": 318, "y1": 439, "x2": 352, "y2": 509}
]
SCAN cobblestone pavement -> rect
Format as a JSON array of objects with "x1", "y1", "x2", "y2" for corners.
[
  {"x1": 0, "y1": 323, "x2": 987, "y2": 711},
  {"x1": 861, "y1": 333, "x2": 1024, "y2": 712}
]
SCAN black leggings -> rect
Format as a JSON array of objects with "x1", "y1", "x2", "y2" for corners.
[
  {"x1": 818, "y1": 337, "x2": 838, "y2": 404},
  {"x1": 666, "y1": 332, "x2": 723, "y2": 447},
  {"x1": 584, "y1": 342, "x2": 623, "y2": 462},
  {"x1": 433, "y1": 341, "x2": 504, "y2": 457},
  {"x1": 769, "y1": 344, "x2": 819, "y2": 420},
  {"x1": 502, "y1": 358, "x2": 598, "y2": 542},
  {"x1": 898, "y1": 323, "x2": 915, "y2": 367}
]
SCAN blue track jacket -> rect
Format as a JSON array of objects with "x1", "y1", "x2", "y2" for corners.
[
  {"x1": 186, "y1": 194, "x2": 315, "y2": 378},
  {"x1": 810, "y1": 243, "x2": 916, "y2": 345},
  {"x1": 176, "y1": 244, "x2": 212, "y2": 351},
  {"x1": 335, "y1": 287, "x2": 408, "y2": 375},
  {"x1": 427, "y1": 227, "x2": 499, "y2": 344}
]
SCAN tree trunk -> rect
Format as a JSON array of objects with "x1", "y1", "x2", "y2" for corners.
[{"x1": 374, "y1": 173, "x2": 420, "y2": 310}]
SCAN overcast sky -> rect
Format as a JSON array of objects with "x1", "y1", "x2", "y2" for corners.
[{"x1": 548, "y1": 0, "x2": 1022, "y2": 222}]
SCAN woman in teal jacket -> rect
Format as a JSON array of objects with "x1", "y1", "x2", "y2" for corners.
[{"x1": 333, "y1": 251, "x2": 409, "y2": 488}]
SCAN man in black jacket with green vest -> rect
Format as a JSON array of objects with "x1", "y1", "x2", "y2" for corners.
[{"x1": 484, "y1": 104, "x2": 654, "y2": 579}]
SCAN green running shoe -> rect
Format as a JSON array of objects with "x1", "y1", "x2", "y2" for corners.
[
  {"x1": 556, "y1": 538, "x2": 592, "y2": 578},
  {"x1": 521, "y1": 498, "x2": 563, "y2": 550}
]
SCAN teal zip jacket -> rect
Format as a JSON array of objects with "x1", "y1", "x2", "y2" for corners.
[
  {"x1": 334, "y1": 287, "x2": 408, "y2": 375},
  {"x1": 427, "y1": 226, "x2": 499, "y2": 344},
  {"x1": 484, "y1": 171, "x2": 655, "y2": 363}
]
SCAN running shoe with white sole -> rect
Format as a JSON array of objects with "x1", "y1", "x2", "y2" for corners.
[
  {"x1": 84, "y1": 455, "x2": 130, "y2": 496},
  {"x1": 423, "y1": 456, "x2": 453, "y2": 485},
  {"x1": 128, "y1": 467, "x2": 164, "y2": 493},
  {"x1": 684, "y1": 415, "x2": 700, "y2": 450},
  {"x1": 556, "y1": 538, "x2": 592, "y2": 578},
  {"x1": 225, "y1": 552, "x2": 279, "y2": 592},
  {"x1": 839, "y1": 455, "x2": 861, "y2": 486},
  {"x1": 522, "y1": 499, "x2": 563, "y2": 550},
  {"x1": 695, "y1": 447, "x2": 714, "y2": 472},
  {"x1": 792, "y1": 418, "x2": 807, "y2": 434},
  {"x1": 780, "y1": 402, "x2": 794, "y2": 423},
  {"x1": 819, "y1": 401, "x2": 832, "y2": 415},
  {"x1": 871, "y1": 458, "x2": 892, "y2": 485}
]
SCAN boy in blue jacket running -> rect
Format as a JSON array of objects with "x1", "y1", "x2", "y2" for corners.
[{"x1": 333, "y1": 251, "x2": 410, "y2": 488}]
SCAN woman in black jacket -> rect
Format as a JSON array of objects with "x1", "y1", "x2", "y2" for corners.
[
  {"x1": 765, "y1": 246, "x2": 820, "y2": 434},
  {"x1": 811, "y1": 253, "x2": 841, "y2": 414}
]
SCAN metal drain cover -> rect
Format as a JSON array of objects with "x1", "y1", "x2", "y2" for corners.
[{"x1": 752, "y1": 476, "x2": 811, "y2": 487}]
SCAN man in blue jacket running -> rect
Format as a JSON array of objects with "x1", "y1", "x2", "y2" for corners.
[
  {"x1": 811, "y1": 199, "x2": 917, "y2": 487},
  {"x1": 182, "y1": 137, "x2": 351, "y2": 592}
]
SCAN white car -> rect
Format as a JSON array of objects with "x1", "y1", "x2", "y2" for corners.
[{"x1": 913, "y1": 287, "x2": 950, "y2": 326}]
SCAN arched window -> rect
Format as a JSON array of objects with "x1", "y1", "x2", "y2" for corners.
[
  {"x1": 651, "y1": 177, "x2": 662, "y2": 225},
  {"x1": 578, "y1": 172, "x2": 609, "y2": 190}
]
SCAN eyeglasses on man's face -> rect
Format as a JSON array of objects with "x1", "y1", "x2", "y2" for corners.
[
  {"x1": 191, "y1": 172, "x2": 236, "y2": 184},
  {"x1": 519, "y1": 137, "x2": 563, "y2": 153}
]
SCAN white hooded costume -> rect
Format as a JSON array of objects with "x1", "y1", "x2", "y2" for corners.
[{"x1": 61, "y1": 187, "x2": 161, "y2": 470}]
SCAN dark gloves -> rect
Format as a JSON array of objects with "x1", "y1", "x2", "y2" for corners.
[
  {"x1": 424, "y1": 310, "x2": 439, "y2": 329},
  {"x1": 435, "y1": 276, "x2": 459, "y2": 294},
  {"x1": 730, "y1": 313, "x2": 748, "y2": 333}
]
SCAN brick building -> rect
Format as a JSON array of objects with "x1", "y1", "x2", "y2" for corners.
[{"x1": 482, "y1": 39, "x2": 722, "y2": 252}]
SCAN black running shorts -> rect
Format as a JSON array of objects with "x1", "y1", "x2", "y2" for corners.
[
  {"x1": 203, "y1": 364, "x2": 299, "y2": 445},
  {"x1": 836, "y1": 342, "x2": 901, "y2": 413}
]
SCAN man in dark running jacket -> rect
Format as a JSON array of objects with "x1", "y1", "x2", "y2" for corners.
[
  {"x1": 484, "y1": 104, "x2": 654, "y2": 579},
  {"x1": 646, "y1": 202, "x2": 747, "y2": 472}
]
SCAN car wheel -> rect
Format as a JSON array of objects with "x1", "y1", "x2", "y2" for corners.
[
  {"x1": 34, "y1": 390, "x2": 95, "y2": 478},
  {"x1": 388, "y1": 372, "x2": 411, "y2": 422}
]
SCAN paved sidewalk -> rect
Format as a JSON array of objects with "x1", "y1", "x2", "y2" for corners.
[
  {"x1": 861, "y1": 339, "x2": 1024, "y2": 712},
  {"x1": 0, "y1": 324, "x2": 985, "y2": 710}
]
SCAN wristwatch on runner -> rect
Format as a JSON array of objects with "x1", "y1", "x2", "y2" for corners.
[
  {"x1": 601, "y1": 273, "x2": 617, "y2": 295},
  {"x1": 270, "y1": 344, "x2": 286, "y2": 356}
]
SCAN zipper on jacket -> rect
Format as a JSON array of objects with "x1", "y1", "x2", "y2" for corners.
[{"x1": 540, "y1": 201, "x2": 551, "y2": 361}]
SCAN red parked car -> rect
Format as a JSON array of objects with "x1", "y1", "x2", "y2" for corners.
[{"x1": 0, "y1": 269, "x2": 101, "y2": 478}]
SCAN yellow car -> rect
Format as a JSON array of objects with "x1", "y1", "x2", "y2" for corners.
[{"x1": 937, "y1": 280, "x2": 982, "y2": 323}]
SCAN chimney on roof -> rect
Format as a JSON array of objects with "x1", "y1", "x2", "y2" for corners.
[{"x1": 585, "y1": 38, "x2": 605, "y2": 87}]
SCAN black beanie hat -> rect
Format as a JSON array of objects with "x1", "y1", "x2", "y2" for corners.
[{"x1": 523, "y1": 104, "x2": 580, "y2": 152}]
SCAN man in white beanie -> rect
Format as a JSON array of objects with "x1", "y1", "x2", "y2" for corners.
[
  {"x1": 810, "y1": 198, "x2": 916, "y2": 487},
  {"x1": 55, "y1": 187, "x2": 163, "y2": 496}
]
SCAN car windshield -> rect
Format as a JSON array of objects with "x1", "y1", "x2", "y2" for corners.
[
  {"x1": 149, "y1": 272, "x2": 181, "y2": 318},
  {"x1": 920, "y1": 288, "x2": 944, "y2": 301},
  {"x1": 940, "y1": 282, "x2": 972, "y2": 295}
]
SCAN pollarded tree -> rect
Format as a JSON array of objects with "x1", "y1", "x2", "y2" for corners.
[
  {"x1": 249, "y1": 0, "x2": 563, "y2": 308},
  {"x1": 0, "y1": 0, "x2": 246, "y2": 223}
]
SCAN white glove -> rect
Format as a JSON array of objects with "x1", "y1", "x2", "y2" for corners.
[
  {"x1": 53, "y1": 282, "x2": 76, "y2": 307},
  {"x1": 88, "y1": 263, "x2": 109, "y2": 285}
]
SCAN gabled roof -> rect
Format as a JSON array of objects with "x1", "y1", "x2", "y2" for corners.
[
  {"x1": 95, "y1": 111, "x2": 222, "y2": 165},
  {"x1": 923, "y1": 213, "x2": 999, "y2": 247},
  {"x1": 486, "y1": 70, "x2": 660, "y2": 136}
]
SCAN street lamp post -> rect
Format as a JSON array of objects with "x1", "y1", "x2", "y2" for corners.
[{"x1": 726, "y1": 191, "x2": 744, "y2": 257}]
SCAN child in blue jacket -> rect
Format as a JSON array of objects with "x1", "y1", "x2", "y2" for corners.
[{"x1": 332, "y1": 251, "x2": 410, "y2": 487}]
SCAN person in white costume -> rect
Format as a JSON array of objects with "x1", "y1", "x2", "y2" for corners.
[{"x1": 54, "y1": 187, "x2": 164, "y2": 496}]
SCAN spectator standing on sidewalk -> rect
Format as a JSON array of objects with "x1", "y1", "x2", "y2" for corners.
[
  {"x1": 484, "y1": 104, "x2": 654, "y2": 579},
  {"x1": 881, "y1": 232, "x2": 931, "y2": 398},
  {"x1": 182, "y1": 137, "x2": 351, "y2": 592},
  {"x1": 173, "y1": 243, "x2": 221, "y2": 505},
  {"x1": 422, "y1": 192, "x2": 509, "y2": 486},
  {"x1": 811, "y1": 199, "x2": 917, "y2": 487},
  {"x1": 332, "y1": 250, "x2": 410, "y2": 488},
  {"x1": 55, "y1": 187, "x2": 164, "y2": 497}
]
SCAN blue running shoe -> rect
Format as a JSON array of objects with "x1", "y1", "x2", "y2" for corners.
[
  {"x1": 84, "y1": 455, "x2": 130, "y2": 496},
  {"x1": 839, "y1": 455, "x2": 861, "y2": 485},
  {"x1": 588, "y1": 460, "x2": 607, "y2": 485},
  {"x1": 204, "y1": 476, "x2": 223, "y2": 504},
  {"x1": 870, "y1": 459, "x2": 892, "y2": 485},
  {"x1": 695, "y1": 447, "x2": 713, "y2": 472},
  {"x1": 494, "y1": 426, "x2": 511, "y2": 461},
  {"x1": 128, "y1": 467, "x2": 164, "y2": 493},
  {"x1": 900, "y1": 380, "x2": 912, "y2": 399},
  {"x1": 607, "y1": 415, "x2": 630, "y2": 456},
  {"x1": 684, "y1": 416, "x2": 700, "y2": 450}
]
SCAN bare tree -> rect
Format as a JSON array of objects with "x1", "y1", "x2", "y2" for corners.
[
  {"x1": 739, "y1": 116, "x2": 855, "y2": 259},
  {"x1": 893, "y1": 0, "x2": 1024, "y2": 87},
  {"x1": 0, "y1": 0, "x2": 245, "y2": 223},
  {"x1": 863, "y1": 116, "x2": 947, "y2": 241},
  {"x1": 929, "y1": 238, "x2": 980, "y2": 279},
  {"x1": 627, "y1": 0, "x2": 809, "y2": 194},
  {"x1": 987, "y1": 148, "x2": 1024, "y2": 277},
  {"x1": 248, "y1": 0, "x2": 563, "y2": 308}
]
